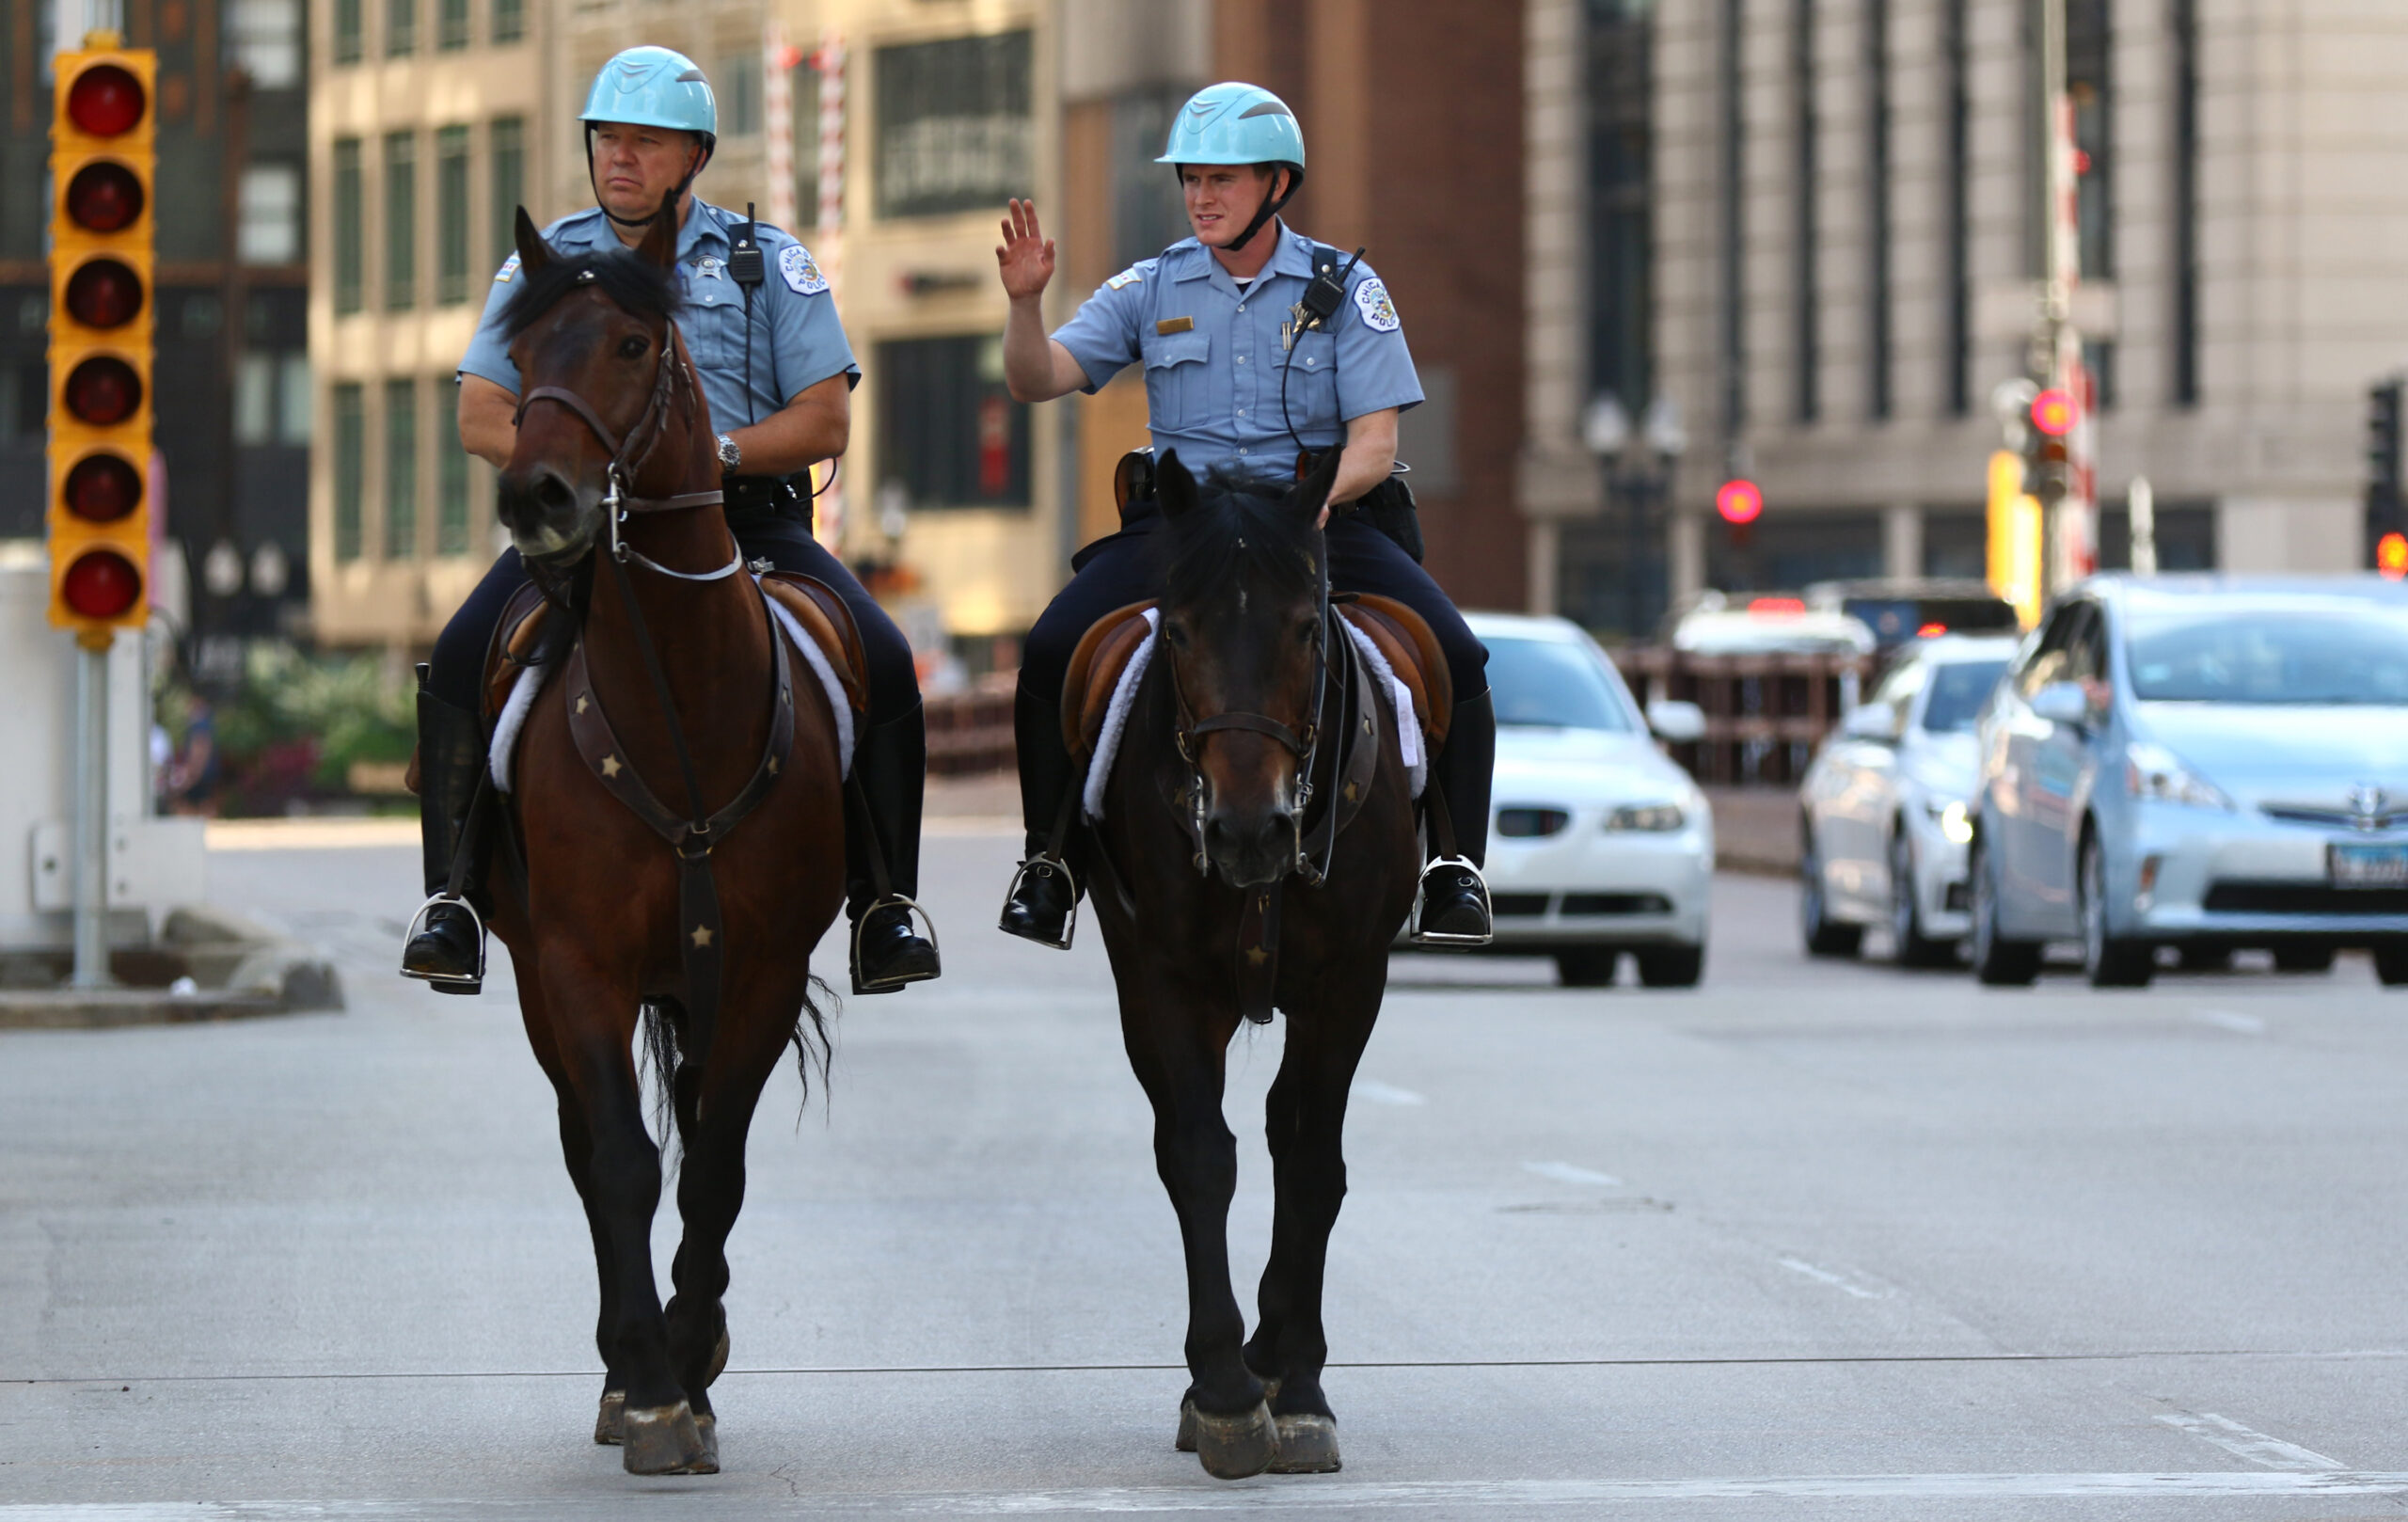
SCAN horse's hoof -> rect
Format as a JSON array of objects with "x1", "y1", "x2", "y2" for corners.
[
  {"x1": 690, "y1": 1412, "x2": 721, "y2": 1474},
  {"x1": 1191, "y1": 1401, "x2": 1279, "y2": 1480},
  {"x1": 620, "y1": 1400, "x2": 710, "y2": 1475},
  {"x1": 706, "y1": 1328, "x2": 730, "y2": 1387},
  {"x1": 594, "y1": 1389, "x2": 626, "y2": 1446},
  {"x1": 1174, "y1": 1397, "x2": 1196, "y2": 1452},
  {"x1": 1269, "y1": 1413, "x2": 1341, "y2": 1473}
]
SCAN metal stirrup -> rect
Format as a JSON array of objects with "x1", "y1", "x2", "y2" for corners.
[
  {"x1": 1408, "y1": 854, "x2": 1493, "y2": 947},
  {"x1": 1001, "y1": 855, "x2": 1078, "y2": 951},
  {"x1": 853, "y1": 892, "x2": 941, "y2": 989},
  {"x1": 400, "y1": 893, "x2": 488, "y2": 984}
]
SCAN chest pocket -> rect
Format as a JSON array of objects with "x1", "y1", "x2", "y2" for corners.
[
  {"x1": 1275, "y1": 329, "x2": 1339, "y2": 437},
  {"x1": 1144, "y1": 329, "x2": 1212, "y2": 430}
]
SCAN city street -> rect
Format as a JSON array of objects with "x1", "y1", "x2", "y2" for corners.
[{"x1": 5, "y1": 815, "x2": 2408, "y2": 1519}]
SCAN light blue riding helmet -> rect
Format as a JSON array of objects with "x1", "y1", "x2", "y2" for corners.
[
  {"x1": 580, "y1": 45, "x2": 718, "y2": 147},
  {"x1": 1156, "y1": 82, "x2": 1307, "y2": 172}
]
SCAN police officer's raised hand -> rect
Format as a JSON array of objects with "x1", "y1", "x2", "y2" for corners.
[{"x1": 997, "y1": 198, "x2": 1054, "y2": 301}]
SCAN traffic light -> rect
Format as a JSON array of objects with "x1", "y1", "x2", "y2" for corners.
[
  {"x1": 2368, "y1": 378, "x2": 2405, "y2": 578},
  {"x1": 2023, "y1": 387, "x2": 2073, "y2": 506},
  {"x1": 47, "y1": 40, "x2": 155, "y2": 645}
]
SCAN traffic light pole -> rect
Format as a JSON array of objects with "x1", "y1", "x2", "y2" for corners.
[
  {"x1": 70, "y1": 634, "x2": 112, "y2": 988},
  {"x1": 2033, "y1": 0, "x2": 2093, "y2": 597}
]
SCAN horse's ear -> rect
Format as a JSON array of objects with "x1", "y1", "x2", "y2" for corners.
[
  {"x1": 637, "y1": 205, "x2": 679, "y2": 269},
  {"x1": 1295, "y1": 446, "x2": 1344, "y2": 521},
  {"x1": 1157, "y1": 450, "x2": 1199, "y2": 521},
  {"x1": 513, "y1": 207, "x2": 554, "y2": 275}
]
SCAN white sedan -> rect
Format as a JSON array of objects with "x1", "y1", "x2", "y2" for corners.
[
  {"x1": 1798, "y1": 634, "x2": 2017, "y2": 964},
  {"x1": 1444, "y1": 612, "x2": 1714, "y2": 988}
]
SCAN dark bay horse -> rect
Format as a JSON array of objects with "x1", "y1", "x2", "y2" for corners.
[
  {"x1": 484, "y1": 208, "x2": 846, "y2": 1475},
  {"x1": 1086, "y1": 452, "x2": 1419, "y2": 1479}
]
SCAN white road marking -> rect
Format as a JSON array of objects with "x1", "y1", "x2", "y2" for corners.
[
  {"x1": 2190, "y1": 1007, "x2": 2267, "y2": 1035},
  {"x1": 1350, "y1": 1077, "x2": 1427, "y2": 1106},
  {"x1": 1522, "y1": 1160, "x2": 1621, "y2": 1187},
  {"x1": 1777, "y1": 1256, "x2": 1893, "y2": 1301},
  {"x1": 2155, "y1": 1409, "x2": 2344, "y2": 1471},
  {"x1": 15, "y1": 1473, "x2": 2408, "y2": 1514}
]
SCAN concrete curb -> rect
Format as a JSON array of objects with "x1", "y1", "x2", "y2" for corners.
[{"x1": 0, "y1": 905, "x2": 343, "y2": 1031}]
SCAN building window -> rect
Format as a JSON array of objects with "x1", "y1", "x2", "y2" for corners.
[
  {"x1": 789, "y1": 62, "x2": 821, "y2": 227},
  {"x1": 1944, "y1": 0, "x2": 1971, "y2": 415},
  {"x1": 490, "y1": 117, "x2": 525, "y2": 266},
  {"x1": 334, "y1": 384, "x2": 365, "y2": 562},
  {"x1": 438, "y1": 0, "x2": 467, "y2": 51},
  {"x1": 1865, "y1": 0, "x2": 1893, "y2": 420},
  {"x1": 2171, "y1": 0, "x2": 2199, "y2": 405},
  {"x1": 1588, "y1": 0, "x2": 1654, "y2": 421},
  {"x1": 1111, "y1": 87, "x2": 1187, "y2": 269},
  {"x1": 333, "y1": 137, "x2": 364, "y2": 312},
  {"x1": 436, "y1": 125, "x2": 471, "y2": 304},
  {"x1": 237, "y1": 355, "x2": 276, "y2": 444},
  {"x1": 439, "y1": 389, "x2": 471, "y2": 555},
  {"x1": 2069, "y1": 0, "x2": 2113, "y2": 279},
  {"x1": 387, "y1": 0, "x2": 416, "y2": 56},
  {"x1": 385, "y1": 378, "x2": 419, "y2": 559},
  {"x1": 491, "y1": 0, "x2": 522, "y2": 45},
  {"x1": 279, "y1": 355, "x2": 311, "y2": 444},
  {"x1": 228, "y1": 0, "x2": 302, "y2": 87},
  {"x1": 875, "y1": 31, "x2": 1034, "y2": 220},
  {"x1": 1790, "y1": 0, "x2": 1817, "y2": 424},
  {"x1": 718, "y1": 52, "x2": 762, "y2": 137},
  {"x1": 874, "y1": 335, "x2": 1030, "y2": 508},
  {"x1": 333, "y1": 0, "x2": 362, "y2": 65},
  {"x1": 385, "y1": 130, "x2": 417, "y2": 311},
  {"x1": 238, "y1": 162, "x2": 302, "y2": 264}
]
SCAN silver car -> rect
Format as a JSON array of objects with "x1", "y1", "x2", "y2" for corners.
[
  {"x1": 1968, "y1": 576, "x2": 2408, "y2": 989},
  {"x1": 1798, "y1": 635, "x2": 2018, "y2": 965}
]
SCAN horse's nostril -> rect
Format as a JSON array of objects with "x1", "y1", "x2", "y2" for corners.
[{"x1": 534, "y1": 472, "x2": 577, "y2": 515}]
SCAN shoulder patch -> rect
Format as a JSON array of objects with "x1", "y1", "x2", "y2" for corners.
[
  {"x1": 1354, "y1": 277, "x2": 1400, "y2": 334},
  {"x1": 494, "y1": 252, "x2": 521, "y2": 284},
  {"x1": 780, "y1": 244, "x2": 830, "y2": 295},
  {"x1": 1106, "y1": 267, "x2": 1143, "y2": 292}
]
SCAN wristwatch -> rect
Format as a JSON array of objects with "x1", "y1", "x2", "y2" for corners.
[{"x1": 715, "y1": 433, "x2": 742, "y2": 474}]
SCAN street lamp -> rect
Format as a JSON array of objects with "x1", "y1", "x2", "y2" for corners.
[{"x1": 1582, "y1": 393, "x2": 1686, "y2": 639}]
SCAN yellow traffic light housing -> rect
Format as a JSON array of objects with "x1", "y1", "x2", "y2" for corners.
[{"x1": 46, "y1": 41, "x2": 157, "y2": 645}]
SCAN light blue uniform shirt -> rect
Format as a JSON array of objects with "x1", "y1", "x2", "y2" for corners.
[
  {"x1": 1051, "y1": 224, "x2": 1422, "y2": 487},
  {"x1": 458, "y1": 198, "x2": 859, "y2": 437}
]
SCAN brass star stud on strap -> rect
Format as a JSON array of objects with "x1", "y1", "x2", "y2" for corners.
[
  {"x1": 600, "y1": 754, "x2": 623, "y2": 779},
  {"x1": 690, "y1": 924, "x2": 714, "y2": 948}
]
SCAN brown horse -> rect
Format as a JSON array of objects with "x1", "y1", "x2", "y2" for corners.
[
  {"x1": 1085, "y1": 452, "x2": 1419, "y2": 1479},
  {"x1": 483, "y1": 208, "x2": 846, "y2": 1475}
]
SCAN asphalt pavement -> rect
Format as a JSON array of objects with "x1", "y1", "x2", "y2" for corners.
[{"x1": 5, "y1": 810, "x2": 2408, "y2": 1519}]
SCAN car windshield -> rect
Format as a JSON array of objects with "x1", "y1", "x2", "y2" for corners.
[
  {"x1": 2126, "y1": 606, "x2": 2408, "y2": 705},
  {"x1": 1921, "y1": 659, "x2": 2008, "y2": 731},
  {"x1": 1485, "y1": 636, "x2": 1635, "y2": 731}
]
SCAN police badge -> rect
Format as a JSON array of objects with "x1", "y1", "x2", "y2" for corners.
[
  {"x1": 780, "y1": 244, "x2": 830, "y2": 295},
  {"x1": 1354, "y1": 277, "x2": 1400, "y2": 333}
]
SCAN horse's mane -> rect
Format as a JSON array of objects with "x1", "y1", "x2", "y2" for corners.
[
  {"x1": 499, "y1": 241, "x2": 681, "y2": 340},
  {"x1": 1158, "y1": 467, "x2": 1323, "y2": 608}
]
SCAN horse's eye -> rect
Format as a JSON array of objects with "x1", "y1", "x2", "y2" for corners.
[
  {"x1": 1163, "y1": 622, "x2": 1189, "y2": 650},
  {"x1": 619, "y1": 335, "x2": 649, "y2": 360},
  {"x1": 1297, "y1": 618, "x2": 1320, "y2": 644}
]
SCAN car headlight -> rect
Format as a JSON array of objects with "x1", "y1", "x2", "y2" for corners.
[
  {"x1": 1606, "y1": 801, "x2": 1686, "y2": 832},
  {"x1": 2126, "y1": 740, "x2": 2232, "y2": 810},
  {"x1": 1924, "y1": 799, "x2": 1974, "y2": 845}
]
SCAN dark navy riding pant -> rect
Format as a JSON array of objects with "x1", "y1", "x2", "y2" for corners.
[{"x1": 427, "y1": 511, "x2": 922, "y2": 724}]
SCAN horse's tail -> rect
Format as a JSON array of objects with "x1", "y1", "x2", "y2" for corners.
[
  {"x1": 786, "y1": 974, "x2": 835, "y2": 1109},
  {"x1": 637, "y1": 977, "x2": 835, "y2": 1154}
]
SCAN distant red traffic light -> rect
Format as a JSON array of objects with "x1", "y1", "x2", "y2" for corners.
[
  {"x1": 58, "y1": 548, "x2": 142, "y2": 620},
  {"x1": 66, "y1": 65, "x2": 146, "y2": 136},
  {"x1": 2380, "y1": 531, "x2": 2408, "y2": 580},
  {"x1": 64, "y1": 259, "x2": 142, "y2": 328},
  {"x1": 63, "y1": 356, "x2": 142, "y2": 426},
  {"x1": 64, "y1": 162, "x2": 144, "y2": 231},
  {"x1": 62, "y1": 453, "x2": 142, "y2": 522},
  {"x1": 1717, "y1": 479, "x2": 1765, "y2": 525},
  {"x1": 2030, "y1": 388, "x2": 2075, "y2": 437}
]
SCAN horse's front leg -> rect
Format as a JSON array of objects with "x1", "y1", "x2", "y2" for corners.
[
  {"x1": 542, "y1": 948, "x2": 710, "y2": 1475},
  {"x1": 1243, "y1": 983, "x2": 1377, "y2": 1475},
  {"x1": 1126, "y1": 991, "x2": 1276, "y2": 1480}
]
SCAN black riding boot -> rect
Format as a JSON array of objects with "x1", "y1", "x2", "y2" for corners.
[
  {"x1": 847, "y1": 702, "x2": 943, "y2": 995},
  {"x1": 997, "y1": 686, "x2": 1081, "y2": 948},
  {"x1": 400, "y1": 674, "x2": 492, "y2": 993},
  {"x1": 1414, "y1": 689, "x2": 1496, "y2": 944}
]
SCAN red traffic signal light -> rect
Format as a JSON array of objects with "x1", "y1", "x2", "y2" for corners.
[
  {"x1": 66, "y1": 65, "x2": 146, "y2": 137},
  {"x1": 62, "y1": 356, "x2": 142, "y2": 426},
  {"x1": 61, "y1": 452, "x2": 142, "y2": 522},
  {"x1": 2380, "y1": 532, "x2": 2408, "y2": 580},
  {"x1": 64, "y1": 258, "x2": 142, "y2": 327},
  {"x1": 64, "y1": 162, "x2": 145, "y2": 232},
  {"x1": 58, "y1": 547, "x2": 142, "y2": 620},
  {"x1": 2030, "y1": 388, "x2": 2075, "y2": 437},
  {"x1": 1716, "y1": 479, "x2": 1765, "y2": 525}
]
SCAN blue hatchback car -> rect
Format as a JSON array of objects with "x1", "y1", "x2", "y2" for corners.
[{"x1": 1968, "y1": 576, "x2": 2408, "y2": 989}]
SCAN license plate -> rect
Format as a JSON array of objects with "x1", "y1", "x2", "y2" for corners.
[{"x1": 2330, "y1": 842, "x2": 2408, "y2": 888}]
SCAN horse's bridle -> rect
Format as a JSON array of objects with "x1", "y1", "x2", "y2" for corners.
[{"x1": 512, "y1": 273, "x2": 738, "y2": 584}]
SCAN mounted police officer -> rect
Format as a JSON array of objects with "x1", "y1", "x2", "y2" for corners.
[
  {"x1": 401, "y1": 45, "x2": 942, "y2": 998},
  {"x1": 990, "y1": 81, "x2": 1497, "y2": 949}
]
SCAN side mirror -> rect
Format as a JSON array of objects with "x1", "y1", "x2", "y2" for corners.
[
  {"x1": 1840, "y1": 703, "x2": 1903, "y2": 743},
  {"x1": 2031, "y1": 681, "x2": 2091, "y2": 727},
  {"x1": 1646, "y1": 699, "x2": 1706, "y2": 744}
]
